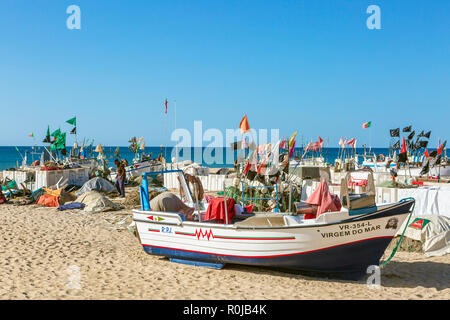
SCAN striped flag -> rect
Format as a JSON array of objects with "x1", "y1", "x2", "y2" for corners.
[{"x1": 362, "y1": 121, "x2": 372, "y2": 129}]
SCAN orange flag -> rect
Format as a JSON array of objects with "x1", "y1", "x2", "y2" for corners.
[{"x1": 239, "y1": 114, "x2": 250, "y2": 134}]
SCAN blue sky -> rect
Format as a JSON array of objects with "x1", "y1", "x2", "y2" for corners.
[{"x1": 0, "y1": 0, "x2": 448, "y2": 147}]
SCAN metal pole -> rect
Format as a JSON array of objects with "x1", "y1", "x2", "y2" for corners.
[
  {"x1": 193, "y1": 183, "x2": 202, "y2": 222},
  {"x1": 223, "y1": 181, "x2": 229, "y2": 225},
  {"x1": 174, "y1": 100, "x2": 178, "y2": 163},
  {"x1": 288, "y1": 181, "x2": 292, "y2": 213}
]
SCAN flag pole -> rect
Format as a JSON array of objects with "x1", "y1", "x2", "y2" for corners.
[{"x1": 174, "y1": 99, "x2": 178, "y2": 163}]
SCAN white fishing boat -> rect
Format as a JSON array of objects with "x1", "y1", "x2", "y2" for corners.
[
  {"x1": 109, "y1": 159, "x2": 165, "y2": 181},
  {"x1": 133, "y1": 169, "x2": 415, "y2": 280}
]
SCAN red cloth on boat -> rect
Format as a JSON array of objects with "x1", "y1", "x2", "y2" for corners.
[
  {"x1": 305, "y1": 179, "x2": 341, "y2": 217},
  {"x1": 348, "y1": 177, "x2": 367, "y2": 187},
  {"x1": 205, "y1": 197, "x2": 235, "y2": 223},
  {"x1": 40, "y1": 166, "x2": 61, "y2": 171},
  {"x1": 36, "y1": 194, "x2": 60, "y2": 207}
]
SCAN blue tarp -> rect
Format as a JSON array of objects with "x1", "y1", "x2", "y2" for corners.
[{"x1": 57, "y1": 202, "x2": 86, "y2": 211}]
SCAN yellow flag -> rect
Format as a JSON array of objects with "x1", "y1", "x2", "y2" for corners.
[{"x1": 289, "y1": 131, "x2": 298, "y2": 149}]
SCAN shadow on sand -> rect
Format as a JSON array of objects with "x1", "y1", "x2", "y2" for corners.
[{"x1": 212, "y1": 260, "x2": 450, "y2": 290}]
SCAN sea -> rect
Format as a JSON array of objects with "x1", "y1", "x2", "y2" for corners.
[{"x1": 0, "y1": 146, "x2": 394, "y2": 171}]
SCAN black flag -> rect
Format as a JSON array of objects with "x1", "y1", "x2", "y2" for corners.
[
  {"x1": 390, "y1": 128, "x2": 400, "y2": 137},
  {"x1": 407, "y1": 131, "x2": 415, "y2": 140},
  {"x1": 420, "y1": 160, "x2": 429, "y2": 176},
  {"x1": 70, "y1": 127, "x2": 77, "y2": 134},
  {"x1": 392, "y1": 140, "x2": 400, "y2": 149},
  {"x1": 230, "y1": 141, "x2": 243, "y2": 151},
  {"x1": 398, "y1": 152, "x2": 408, "y2": 163},
  {"x1": 417, "y1": 130, "x2": 424, "y2": 138},
  {"x1": 419, "y1": 141, "x2": 428, "y2": 148},
  {"x1": 423, "y1": 131, "x2": 431, "y2": 139},
  {"x1": 403, "y1": 125, "x2": 412, "y2": 132}
]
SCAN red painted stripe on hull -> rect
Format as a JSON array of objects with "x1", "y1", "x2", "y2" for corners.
[{"x1": 142, "y1": 236, "x2": 393, "y2": 258}]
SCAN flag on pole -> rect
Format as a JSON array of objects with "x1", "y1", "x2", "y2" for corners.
[
  {"x1": 362, "y1": 121, "x2": 372, "y2": 129},
  {"x1": 390, "y1": 128, "x2": 400, "y2": 137},
  {"x1": 338, "y1": 137, "x2": 345, "y2": 148},
  {"x1": 347, "y1": 138, "x2": 357, "y2": 149},
  {"x1": 239, "y1": 114, "x2": 250, "y2": 134},
  {"x1": 29, "y1": 133, "x2": 34, "y2": 138},
  {"x1": 289, "y1": 140, "x2": 296, "y2": 158},
  {"x1": 164, "y1": 99, "x2": 168, "y2": 114},
  {"x1": 398, "y1": 137, "x2": 407, "y2": 163},
  {"x1": 43, "y1": 126, "x2": 51, "y2": 143},
  {"x1": 403, "y1": 125, "x2": 412, "y2": 132},
  {"x1": 95, "y1": 144, "x2": 104, "y2": 153},
  {"x1": 318, "y1": 136, "x2": 324, "y2": 149},
  {"x1": 66, "y1": 117, "x2": 76, "y2": 126},
  {"x1": 51, "y1": 128, "x2": 61, "y2": 138},
  {"x1": 288, "y1": 131, "x2": 298, "y2": 149},
  {"x1": 437, "y1": 141, "x2": 447, "y2": 155}
]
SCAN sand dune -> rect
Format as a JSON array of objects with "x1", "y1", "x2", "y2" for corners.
[{"x1": 0, "y1": 203, "x2": 448, "y2": 300}]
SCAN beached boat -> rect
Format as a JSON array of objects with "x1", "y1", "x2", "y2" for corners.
[{"x1": 132, "y1": 170, "x2": 415, "y2": 280}]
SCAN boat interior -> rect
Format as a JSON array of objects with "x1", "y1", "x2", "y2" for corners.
[{"x1": 135, "y1": 169, "x2": 404, "y2": 229}]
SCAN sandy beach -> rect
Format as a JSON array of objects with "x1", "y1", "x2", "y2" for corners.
[{"x1": 0, "y1": 194, "x2": 448, "y2": 300}]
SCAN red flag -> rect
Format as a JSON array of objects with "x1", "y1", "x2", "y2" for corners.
[
  {"x1": 437, "y1": 144, "x2": 444, "y2": 155},
  {"x1": 424, "y1": 149, "x2": 429, "y2": 158},
  {"x1": 318, "y1": 136, "x2": 324, "y2": 148},
  {"x1": 289, "y1": 140, "x2": 296, "y2": 158},
  {"x1": 347, "y1": 138, "x2": 357, "y2": 149},
  {"x1": 243, "y1": 161, "x2": 251, "y2": 175},
  {"x1": 164, "y1": 99, "x2": 168, "y2": 114},
  {"x1": 400, "y1": 137, "x2": 407, "y2": 153}
]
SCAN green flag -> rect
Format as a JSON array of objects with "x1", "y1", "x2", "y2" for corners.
[
  {"x1": 66, "y1": 117, "x2": 76, "y2": 126},
  {"x1": 51, "y1": 128, "x2": 61, "y2": 138},
  {"x1": 50, "y1": 132, "x2": 66, "y2": 151}
]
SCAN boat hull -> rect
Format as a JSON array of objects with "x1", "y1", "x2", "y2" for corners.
[{"x1": 134, "y1": 200, "x2": 414, "y2": 280}]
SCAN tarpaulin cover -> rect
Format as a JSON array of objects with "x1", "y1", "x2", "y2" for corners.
[
  {"x1": 205, "y1": 197, "x2": 236, "y2": 223},
  {"x1": 396, "y1": 215, "x2": 450, "y2": 257},
  {"x1": 43, "y1": 188, "x2": 63, "y2": 197},
  {"x1": 305, "y1": 179, "x2": 341, "y2": 217},
  {"x1": 2, "y1": 180, "x2": 17, "y2": 191},
  {"x1": 398, "y1": 186, "x2": 450, "y2": 218},
  {"x1": 75, "y1": 191, "x2": 120, "y2": 214},
  {"x1": 75, "y1": 177, "x2": 116, "y2": 196},
  {"x1": 36, "y1": 194, "x2": 60, "y2": 207},
  {"x1": 58, "y1": 202, "x2": 86, "y2": 211},
  {"x1": 30, "y1": 188, "x2": 45, "y2": 202}
]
